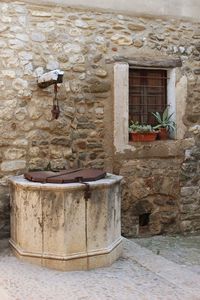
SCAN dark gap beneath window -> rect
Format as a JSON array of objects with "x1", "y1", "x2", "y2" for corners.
[{"x1": 139, "y1": 213, "x2": 150, "y2": 227}]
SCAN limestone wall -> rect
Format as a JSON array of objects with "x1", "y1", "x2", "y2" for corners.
[{"x1": 0, "y1": 1, "x2": 199, "y2": 238}]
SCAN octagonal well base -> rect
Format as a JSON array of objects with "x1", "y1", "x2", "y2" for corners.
[
  {"x1": 10, "y1": 239, "x2": 122, "y2": 271},
  {"x1": 9, "y1": 174, "x2": 122, "y2": 271}
]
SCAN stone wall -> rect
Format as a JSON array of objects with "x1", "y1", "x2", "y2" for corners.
[
  {"x1": 114, "y1": 139, "x2": 194, "y2": 237},
  {"x1": 0, "y1": 1, "x2": 199, "y2": 238},
  {"x1": 179, "y1": 127, "x2": 200, "y2": 233},
  {"x1": 120, "y1": 158, "x2": 182, "y2": 237}
]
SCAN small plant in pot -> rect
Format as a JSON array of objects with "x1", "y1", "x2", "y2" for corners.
[
  {"x1": 129, "y1": 122, "x2": 157, "y2": 142},
  {"x1": 152, "y1": 108, "x2": 176, "y2": 140}
]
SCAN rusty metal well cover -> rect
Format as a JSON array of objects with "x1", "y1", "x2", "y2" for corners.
[{"x1": 24, "y1": 168, "x2": 106, "y2": 184}]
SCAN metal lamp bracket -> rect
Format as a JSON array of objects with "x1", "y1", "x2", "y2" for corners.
[{"x1": 37, "y1": 69, "x2": 64, "y2": 119}]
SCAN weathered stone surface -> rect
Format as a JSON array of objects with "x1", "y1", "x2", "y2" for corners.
[
  {"x1": 133, "y1": 39, "x2": 143, "y2": 48},
  {"x1": 69, "y1": 54, "x2": 85, "y2": 64},
  {"x1": 111, "y1": 34, "x2": 133, "y2": 45},
  {"x1": 84, "y1": 80, "x2": 111, "y2": 93},
  {"x1": 75, "y1": 19, "x2": 89, "y2": 29},
  {"x1": 95, "y1": 36, "x2": 105, "y2": 44},
  {"x1": 95, "y1": 107, "x2": 104, "y2": 114},
  {"x1": 113, "y1": 55, "x2": 182, "y2": 67},
  {"x1": 4, "y1": 149, "x2": 26, "y2": 160},
  {"x1": 193, "y1": 31, "x2": 200, "y2": 39},
  {"x1": 93, "y1": 54, "x2": 103, "y2": 63},
  {"x1": 12, "y1": 139, "x2": 28, "y2": 147},
  {"x1": 50, "y1": 138, "x2": 71, "y2": 146},
  {"x1": 46, "y1": 60, "x2": 59, "y2": 70},
  {"x1": 16, "y1": 33, "x2": 29, "y2": 42},
  {"x1": 1, "y1": 160, "x2": 26, "y2": 172},
  {"x1": 19, "y1": 51, "x2": 33, "y2": 61},
  {"x1": 28, "y1": 105, "x2": 43, "y2": 120},
  {"x1": 9, "y1": 39, "x2": 25, "y2": 50},
  {"x1": 58, "y1": 54, "x2": 69, "y2": 63},
  {"x1": 31, "y1": 11, "x2": 52, "y2": 17},
  {"x1": 127, "y1": 23, "x2": 146, "y2": 31},
  {"x1": 94, "y1": 69, "x2": 107, "y2": 78},
  {"x1": 72, "y1": 65, "x2": 86, "y2": 73},
  {"x1": 15, "y1": 108, "x2": 27, "y2": 121},
  {"x1": 69, "y1": 28, "x2": 81, "y2": 36},
  {"x1": 0, "y1": 25, "x2": 9, "y2": 33},
  {"x1": 12, "y1": 78, "x2": 28, "y2": 90},
  {"x1": 31, "y1": 32, "x2": 46, "y2": 42},
  {"x1": 9, "y1": 174, "x2": 122, "y2": 270},
  {"x1": 194, "y1": 69, "x2": 200, "y2": 74}
]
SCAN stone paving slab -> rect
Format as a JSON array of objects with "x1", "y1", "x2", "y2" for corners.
[
  {"x1": 127, "y1": 239, "x2": 200, "y2": 298},
  {"x1": 134, "y1": 234, "x2": 200, "y2": 269},
  {"x1": 0, "y1": 288, "x2": 11, "y2": 300},
  {"x1": 0, "y1": 238, "x2": 200, "y2": 300}
]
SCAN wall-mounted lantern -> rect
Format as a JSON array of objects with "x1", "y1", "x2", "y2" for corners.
[{"x1": 37, "y1": 69, "x2": 64, "y2": 119}]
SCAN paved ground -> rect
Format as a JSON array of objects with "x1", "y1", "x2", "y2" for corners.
[
  {"x1": 0, "y1": 235, "x2": 200, "y2": 300},
  {"x1": 134, "y1": 234, "x2": 200, "y2": 275}
]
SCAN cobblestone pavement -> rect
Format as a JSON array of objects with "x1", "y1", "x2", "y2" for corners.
[{"x1": 0, "y1": 236, "x2": 200, "y2": 300}]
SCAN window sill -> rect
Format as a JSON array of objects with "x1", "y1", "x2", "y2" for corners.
[
  {"x1": 116, "y1": 138, "x2": 193, "y2": 159},
  {"x1": 128, "y1": 138, "x2": 175, "y2": 145}
]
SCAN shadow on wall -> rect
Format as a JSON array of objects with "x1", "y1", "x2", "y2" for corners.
[{"x1": 0, "y1": 187, "x2": 10, "y2": 239}]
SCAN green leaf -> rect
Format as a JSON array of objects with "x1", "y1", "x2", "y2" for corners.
[
  {"x1": 167, "y1": 112, "x2": 174, "y2": 121},
  {"x1": 162, "y1": 107, "x2": 168, "y2": 122},
  {"x1": 152, "y1": 112, "x2": 162, "y2": 123}
]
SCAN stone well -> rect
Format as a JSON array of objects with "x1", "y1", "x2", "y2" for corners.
[{"x1": 9, "y1": 174, "x2": 122, "y2": 271}]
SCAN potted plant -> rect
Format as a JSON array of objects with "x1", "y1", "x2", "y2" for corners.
[
  {"x1": 152, "y1": 108, "x2": 176, "y2": 140},
  {"x1": 129, "y1": 122, "x2": 157, "y2": 142}
]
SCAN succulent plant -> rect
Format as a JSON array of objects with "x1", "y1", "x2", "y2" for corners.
[
  {"x1": 152, "y1": 107, "x2": 176, "y2": 132},
  {"x1": 129, "y1": 122, "x2": 155, "y2": 133}
]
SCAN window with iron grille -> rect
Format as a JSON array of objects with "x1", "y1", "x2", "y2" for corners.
[{"x1": 129, "y1": 68, "x2": 167, "y2": 126}]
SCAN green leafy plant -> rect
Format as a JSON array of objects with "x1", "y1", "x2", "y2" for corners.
[
  {"x1": 129, "y1": 121, "x2": 155, "y2": 134},
  {"x1": 152, "y1": 107, "x2": 176, "y2": 132}
]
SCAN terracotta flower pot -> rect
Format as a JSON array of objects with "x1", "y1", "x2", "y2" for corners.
[
  {"x1": 158, "y1": 128, "x2": 168, "y2": 140},
  {"x1": 130, "y1": 132, "x2": 157, "y2": 142}
]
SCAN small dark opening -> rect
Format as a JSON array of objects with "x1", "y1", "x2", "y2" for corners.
[{"x1": 139, "y1": 213, "x2": 150, "y2": 227}]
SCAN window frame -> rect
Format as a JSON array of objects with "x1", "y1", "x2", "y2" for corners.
[{"x1": 113, "y1": 62, "x2": 185, "y2": 153}]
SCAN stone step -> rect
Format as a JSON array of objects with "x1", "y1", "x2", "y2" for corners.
[{"x1": 126, "y1": 238, "x2": 200, "y2": 299}]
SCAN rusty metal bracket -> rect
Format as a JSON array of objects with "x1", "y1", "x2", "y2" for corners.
[
  {"x1": 74, "y1": 177, "x2": 91, "y2": 201},
  {"x1": 83, "y1": 182, "x2": 91, "y2": 201},
  {"x1": 51, "y1": 83, "x2": 60, "y2": 119}
]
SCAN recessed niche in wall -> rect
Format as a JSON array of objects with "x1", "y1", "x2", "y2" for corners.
[{"x1": 139, "y1": 213, "x2": 150, "y2": 227}]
